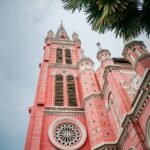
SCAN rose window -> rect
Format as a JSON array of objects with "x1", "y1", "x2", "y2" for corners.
[
  {"x1": 48, "y1": 117, "x2": 87, "y2": 150},
  {"x1": 54, "y1": 123, "x2": 81, "y2": 147}
]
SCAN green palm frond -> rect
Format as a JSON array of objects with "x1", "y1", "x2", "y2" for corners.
[
  {"x1": 62, "y1": 0, "x2": 89, "y2": 12},
  {"x1": 142, "y1": 0, "x2": 150, "y2": 37},
  {"x1": 62, "y1": 0, "x2": 150, "y2": 40},
  {"x1": 110, "y1": 0, "x2": 143, "y2": 40}
]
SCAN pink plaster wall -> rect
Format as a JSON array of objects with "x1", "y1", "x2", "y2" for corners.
[{"x1": 25, "y1": 30, "x2": 150, "y2": 150}]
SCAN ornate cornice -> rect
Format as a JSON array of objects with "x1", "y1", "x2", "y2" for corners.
[
  {"x1": 52, "y1": 40, "x2": 75, "y2": 46},
  {"x1": 103, "y1": 64, "x2": 132, "y2": 79},
  {"x1": 50, "y1": 70, "x2": 78, "y2": 77},
  {"x1": 48, "y1": 64, "x2": 78, "y2": 69},
  {"x1": 44, "y1": 106, "x2": 85, "y2": 117},
  {"x1": 45, "y1": 106, "x2": 84, "y2": 111}
]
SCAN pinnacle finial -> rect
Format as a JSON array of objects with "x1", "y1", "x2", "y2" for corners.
[
  {"x1": 61, "y1": 20, "x2": 63, "y2": 26},
  {"x1": 123, "y1": 38, "x2": 132, "y2": 46},
  {"x1": 80, "y1": 49, "x2": 85, "y2": 59},
  {"x1": 97, "y1": 42, "x2": 103, "y2": 51},
  {"x1": 72, "y1": 32, "x2": 79, "y2": 41},
  {"x1": 47, "y1": 30, "x2": 53, "y2": 38}
]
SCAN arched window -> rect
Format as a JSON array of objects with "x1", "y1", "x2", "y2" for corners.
[
  {"x1": 65, "y1": 49, "x2": 72, "y2": 64},
  {"x1": 56, "y1": 48, "x2": 63, "y2": 64},
  {"x1": 146, "y1": 117, "x2": 150, "y2": 148},
  {"x1": 55, "y1": 75, "x2": 63, "y2": 106},
  {"x1": 67, "y1": 75, "x2": 77, "y2": 106}
]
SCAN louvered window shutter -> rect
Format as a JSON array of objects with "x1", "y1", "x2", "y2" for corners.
[
  {"x1": 65, "y1": 49, "x2": 72, "y2": 64},
  {"x1": 56, "y1": 49, "x2": 63, "y2": 64},
  {"x1": 55, "y1": 75, "x2": 64, "y2": 106},
  {"x1": 67, "y1": 75, "x2": 77, "y2": 106}
]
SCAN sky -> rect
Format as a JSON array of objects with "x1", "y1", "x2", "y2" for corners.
[{"x1": 0, "y1": 0, "x2": 149, "y2": 150}]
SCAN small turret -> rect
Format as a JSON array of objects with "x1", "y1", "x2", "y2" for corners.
[
  {"x1": 47, "y1": 30, "x2": 54, "y2": 38},
  {"x1": 45, "y1": 30, "x2": 54, "y2": 44},
  {"x1": 96, "y1": 42, "x2": 111, "y2": 62},
  {"x1": 72, "y1": 32, "x2": 81, "y2": 48},
  {"x1": 123, "y1": 41, "x2": 150, "y2": 75},
  {"x1": 96, "y1": 42, "x2": 113, "y2": 69},
  {"x1": 78, "y1": 57, "x2": 94, "y2": 71},
  {"x1": 78, "y1": 49, "x2": 94, "y2": 71},
  {"x1": 72, "y1": 32, "x2": 78, "y2": 41}
]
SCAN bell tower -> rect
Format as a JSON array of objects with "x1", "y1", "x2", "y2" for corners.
[
  {"x1": 25, "y1": 23, "x2": 90, "y2": 150},
  {"x1": 25, "y1": 23, "x2": 150, "y2": 150}
]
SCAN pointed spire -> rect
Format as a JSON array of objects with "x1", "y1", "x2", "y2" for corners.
[
  {"x1": 54, "y1": 21, "x2": 70, "y2": 40},
  {"x1": 96, "y1": 42, "x2": 103, "y2": 51},
  {"x1": 123, "y1": 38, "x2": 133, "y2": 46},
  {"x1": 80, "y1": 49, "x2": 85, "y2": 59}
]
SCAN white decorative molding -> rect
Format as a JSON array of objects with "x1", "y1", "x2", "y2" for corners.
[
  {"x1": 49, "y1": 64, "x2": 78, "y2": 70},
  {"x1": 44, "y1": 107, "x2": 85, "y2": 117},
  {"x1": 52, "y1": 40, "x2": 75, "y2": 46},
  {"x1": 51, "y1": 70, "x2": 78, "y2": 77},
  {"x1": 48, "y1": 117, "x2": 87, "y2": 150},
  {"x1": 121, "y1": 74, "x2": 143, "y2": 100}
]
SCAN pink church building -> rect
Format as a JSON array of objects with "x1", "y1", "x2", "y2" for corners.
[{"x1": 25, "y1": 24, "x2": 150, "y2": 150}]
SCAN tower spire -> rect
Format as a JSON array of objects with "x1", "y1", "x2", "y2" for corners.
[
  {"x1": 123, "y1": 38, "x2": 133, "y2": 46},
  {"x1": 96, "y1": 42, "x2": 103, "y2": 51},
  {"x1": 54, "y1": 22, "x2": 70, "y2": 40}
]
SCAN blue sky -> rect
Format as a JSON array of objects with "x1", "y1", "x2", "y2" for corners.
[{"x1": 0, "y1": 0, "x2": 149, "y2": 150}]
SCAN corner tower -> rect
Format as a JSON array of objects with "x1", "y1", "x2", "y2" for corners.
[{"x1": 25, "y1": 24, "x2": 90, "y2": 150}]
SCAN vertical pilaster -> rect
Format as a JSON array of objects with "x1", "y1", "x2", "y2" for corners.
[
  {"x1": 63, "y1": 49, "x2": 65, "y2": 65},
  {"x1": 51, "y1": 75, "x2": 55, "y2": 106},
  {"x1": 64, "y1": 76, "x2": 68, "y2": 106},
  {"x1": 75, "y1": 77, "x2": 81, "y2": 107},
  {"x1": 36, "y1": 62, "x2": 48, "y2": 106},
  {"x1": 30, "y1": 107, "x2": 44, "y2": 150}
]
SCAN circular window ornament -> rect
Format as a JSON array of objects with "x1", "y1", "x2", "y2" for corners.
[
  {"x1": 48, "y1": 117, "x2": 87, "y2": 150},
  {"x1": 54, "y1": 123, "x2": 81, "y2": 147}
]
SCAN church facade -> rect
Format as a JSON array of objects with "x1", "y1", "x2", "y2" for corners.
[{"x1": 25, "y1": 24, "x2": 150, "y2": 150}]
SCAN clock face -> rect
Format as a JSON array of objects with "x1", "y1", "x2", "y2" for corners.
[{"x1": 48, "y1": 117, "x2": 87, "y2": 150}]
